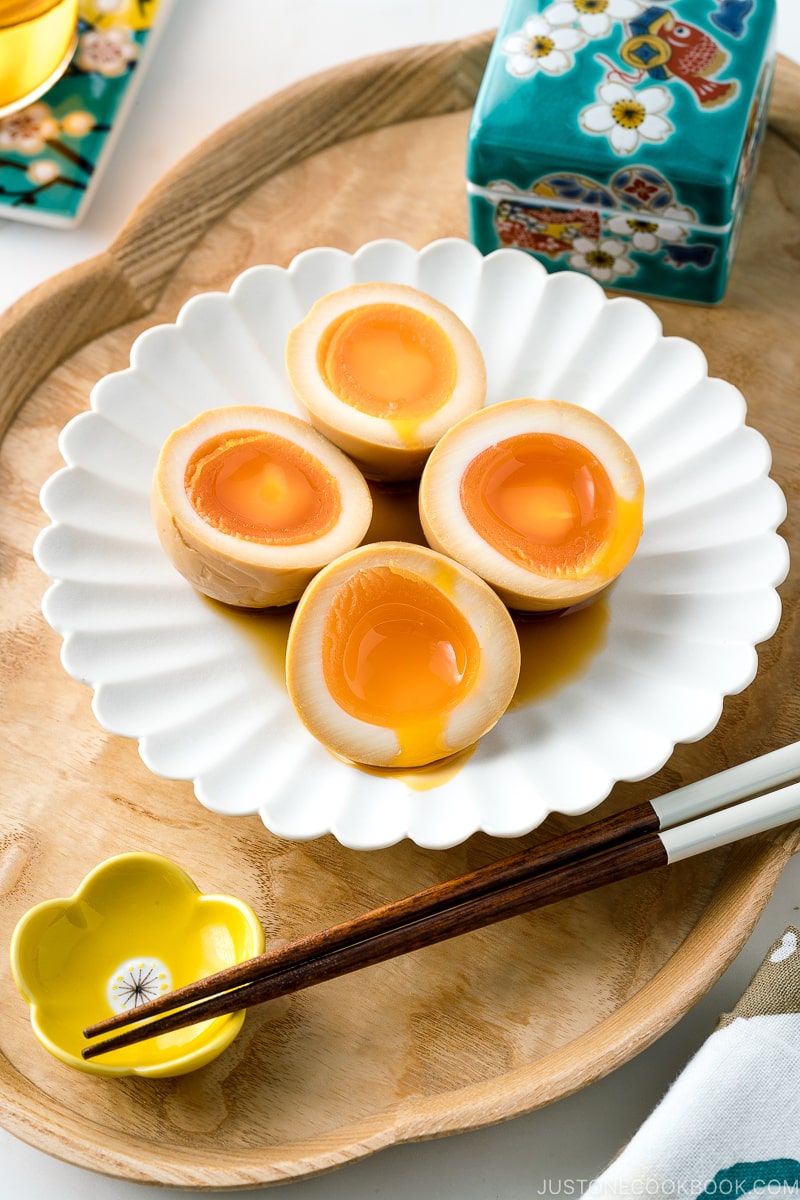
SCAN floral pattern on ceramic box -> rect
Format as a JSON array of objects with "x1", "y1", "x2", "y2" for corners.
[
  {"x1": 0, "y1": 0, "x2": 167, "y2": 226},
  {"x1": 466, "y1": 0, "x2": 775, "y2": 303}
]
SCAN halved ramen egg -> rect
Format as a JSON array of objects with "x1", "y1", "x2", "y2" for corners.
[
  {"x1": 152, "y1": 406, "x2": 373, "y2": 608},
  {"x1": 285, "y1": 541, "x2": 521, "y2": 768},
  {"x1": 419, "y1": 399, "x2": 644, "y2": 612},
  {"x1": 285, "y1": 283, "x2": 487, "y2": 481}
]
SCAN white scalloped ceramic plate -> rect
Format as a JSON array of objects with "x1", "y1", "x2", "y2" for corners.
[{"x1": 34, "y1": 238, "x2": 789, "y2": 850}]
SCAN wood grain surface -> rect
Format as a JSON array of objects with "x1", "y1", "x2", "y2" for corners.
[{"x1": 1, "y1": 32, "x2": 799, "y2": 1189}]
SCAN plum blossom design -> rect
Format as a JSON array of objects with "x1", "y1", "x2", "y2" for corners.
[
  {"x1": 0, "y1": 101, "x2": 105, "y2": 207},
  {"x1": 0, "y1": 104, "x2": 59, "y2": 156},
  {"x1": 76, "y1": 25, "x2": 139, "y2": 76},
  {"x1": 607, "y1": 211, "x2": 689, "y2": 250},
  {"x1": 545, "y1": 0, "x2": 648, "y2": 40},
  {"x1": 60, "y1": 109, "x2": 97, "y2": 137},
  {"x1": 580, "y1": 81, "x2": 673, "y2": 155},
  {"x1": 569, "y1": 236, "x2": 637, "y2": 283},
  {"x1": 0, "y1": 0, "x2": 162, "y2": 223},
  {"x1": 108, "y1": 957, "x2": 171, "y2": 1013},
  {"x1": 26, "y1": 159, "x2": 61, "y2": 185},
  {"x1": 502, "y1": 14, "x2": 585, "y2": 78}
]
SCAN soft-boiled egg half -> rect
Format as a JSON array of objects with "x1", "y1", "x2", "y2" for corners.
[
  {"x1": 419, "y1": 399, "x2": 644, "y2": 612},
  {"x1": 152, "y1": 406, "x2": 373, "y2": 608},
  {"x1": 285, "y1": 541, "x2": 521, "y2": 768},
  {"x1": 285, "y1": 283, "x2": 487, "y2": 481}
]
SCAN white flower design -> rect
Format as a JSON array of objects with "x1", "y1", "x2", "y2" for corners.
[
  {"x1": 580, "y1": 82, "x2": 673, "y2": 155},
  {"x1": 770, "y1": 930, "x2": 798, "y2": 963},
  {"x1": 0, "y1": 103, "x2": 59, "y2": 155},
  {"x1": 76, "y1": 26, "x2": 139, "y2": 77},
  {"x1": 107, "y1": 957, "x2": 171, "y2": 1014},
  {"x1": 569, "y1": 237, "x2": 636, "y2": 283},
  {"x1": 546, "y1": 0, "x2": 647, "y2": 40},
  {"x1": 662, "y1": 204, "x2": 695, "y2": 225},
  {"x1": 26, "y1": 159, "x2": 61, "y2": 185},
  {"x1": 607, "y1": 212, "x2": 688, "y2": 250},
  {"x1": 61, "y1": 110, "x2": 96, "y2": 137},
  {"x1": 502, "y1": 14, "x2": 585, "y2": 78}
]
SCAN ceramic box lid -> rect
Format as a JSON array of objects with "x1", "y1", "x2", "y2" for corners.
[{"x1": 467, "y1": 0, "x2": 776, "y2": 230}]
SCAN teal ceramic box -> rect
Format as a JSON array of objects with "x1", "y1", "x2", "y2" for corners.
[{"x1": 466, "y1": 0, "x2": 775, "y2": 303}]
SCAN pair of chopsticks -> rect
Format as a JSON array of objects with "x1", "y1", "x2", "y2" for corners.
[{"x1": 82, "y1": 741, "x2": 800, "y2": 1060}]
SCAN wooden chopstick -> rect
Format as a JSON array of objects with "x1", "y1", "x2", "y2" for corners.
[
  {"x1": 81, "y1": 743, "x2": 800, "y2": 1061},
  {"x1": 82, "y1": 831, "x2": 668, "y2": 1060},
  {"x1": 83, "y1": 798, "x2": 660, "y2": 1041},
  {"x1": 83, "y1": 740, "x2": 800, "y2": 1046}
]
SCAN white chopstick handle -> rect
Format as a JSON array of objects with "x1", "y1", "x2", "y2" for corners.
[
  {"x1": 651, "y1": 741, "x2": 800, "y2": 830},
  {"x1": 660, "y1": 780, "x2": 800, "y2": 863}
]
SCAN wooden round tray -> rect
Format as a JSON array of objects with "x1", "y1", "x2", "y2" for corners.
[{"x1": 1, "y1": 33, "x2": 799, "y2": 1190}]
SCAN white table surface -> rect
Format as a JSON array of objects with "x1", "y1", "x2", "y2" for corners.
[{"x1": 3, "y1": 2, "x2": 799, "y2": 1196}]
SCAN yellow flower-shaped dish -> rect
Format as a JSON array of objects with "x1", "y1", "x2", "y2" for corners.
[{"x1": 10, "y1": 853, "x2": 265, "y2": 1078}]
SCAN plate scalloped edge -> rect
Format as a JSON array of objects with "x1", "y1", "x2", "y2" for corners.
[{"x1": 33, "y1": 238, "x2": 790, "y2": 850}]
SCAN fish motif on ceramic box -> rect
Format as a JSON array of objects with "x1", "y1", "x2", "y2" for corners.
[{"x1": 616, "y1": 5, "x2": 738, "y2": 108}]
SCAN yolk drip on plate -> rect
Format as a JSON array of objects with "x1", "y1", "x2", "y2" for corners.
[
  {"x1": 316, "y1": 303, "x2": 458, "y2": 435},
  {"x1": 460, "y1": 431, "x2": 640, "y2": 580},
  {"x1": 321, "y1": 565, "x2": 480, "y2": 766},
  {"x1": 184, "y1": 429, "x2": 340, "y2": 544}
]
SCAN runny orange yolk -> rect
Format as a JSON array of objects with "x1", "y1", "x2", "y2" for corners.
[
  {"x1": 316, "y1": 303, "x2": 458, "y2": 422},
  {"x1": 322, "y1": 566, "x2": 480, "y2": 765},
  {"x1": 460, "y1": 432, "x2": 640, "y2": 578},
  {"x1": 184, "y1": 429, "x2": 340, "y2": 544}
]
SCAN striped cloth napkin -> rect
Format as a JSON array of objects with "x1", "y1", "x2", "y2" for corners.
[{"x1": 590, "y1": 926, "x2": 800, "y2": 1199}]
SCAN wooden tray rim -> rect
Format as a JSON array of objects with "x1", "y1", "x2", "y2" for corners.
[{"x1": 2, "y1": 32, "x2": 800, "y2": 1189}]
